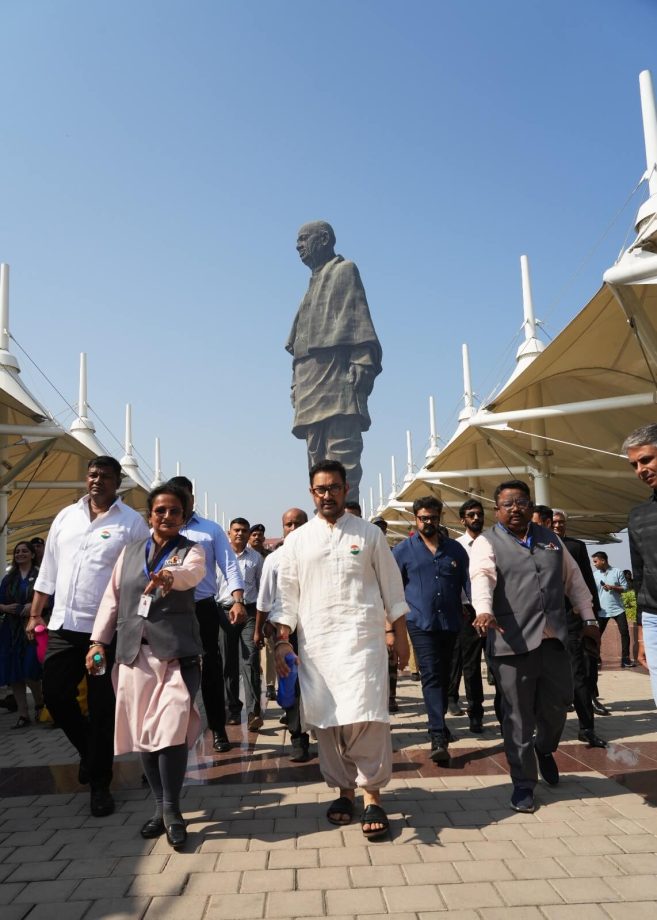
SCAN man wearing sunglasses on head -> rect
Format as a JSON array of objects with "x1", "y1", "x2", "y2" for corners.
[{"x1": 469, "y1": 480, "x2": 599, "y2": 814}]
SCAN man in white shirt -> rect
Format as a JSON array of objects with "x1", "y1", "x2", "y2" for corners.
[
  {"x1": 272, "y1": 460, "x2": 409, "y2": 840},
  {"x1": 26, "y1": 457, "x2": 149, "y2": 817},
  {"x1": 255, "y1": 507, "x2": 309, "y2": 761},
  {"x1": 219, "y1": 518, "x2": 264, "y2": 732},
  {"x1": 469, "y1": 480, "x2": 600, "y2": 815}
]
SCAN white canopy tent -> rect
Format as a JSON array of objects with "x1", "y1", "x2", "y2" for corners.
[{"x1": 377, "y1": 71, "x2": 657, "y2": 543}]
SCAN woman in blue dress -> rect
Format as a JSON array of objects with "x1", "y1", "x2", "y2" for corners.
[{"x1": 0, "y1": 541, "x2": 43, "y2": 728}]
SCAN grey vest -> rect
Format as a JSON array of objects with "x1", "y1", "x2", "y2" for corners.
[
  {"x1": 115, "y1": 536, "x2": 202, "y2": 665},
  {"x1": 487, "y1": 523, "x2": 567, "y2": 657}
]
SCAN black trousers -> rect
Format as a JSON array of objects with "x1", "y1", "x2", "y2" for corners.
[
  {"x1": 43, "y1": 628, "x2": 116, "y2": 789},
  {"x1": 599, "y1": 613, "x2": 631, "y2": 662},
  {"x1": 194, "y1": 597, "x2": 226, "y2": 733},
  {"x1": 285, "y1": 632, "x2": 309, "y2": 751},
  {"x1": 566, "y1": 615, "x2": 594, "y2": 732},
  {"x1": 491, "y1": 639, "x2": 573, "y2": 790},
  {"x1": 447, "y1": 607, "x2": 484, "y2": 721},
  {"x1": 219, "y1": 603, "x2": 261, "y2": 717}
]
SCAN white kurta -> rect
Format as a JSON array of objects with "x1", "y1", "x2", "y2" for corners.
[{"x1": 273, "y1": 514, "x2": 408, "y2": 729}]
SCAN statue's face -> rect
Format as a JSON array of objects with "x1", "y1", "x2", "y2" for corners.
[{"x1": 296, "y1": 224, "x2": 329, "y2": 268}]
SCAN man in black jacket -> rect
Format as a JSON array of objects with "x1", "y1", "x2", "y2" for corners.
[
  {"x1": 552, "y1": 509, "x2": 608, "y2": 745},
  {"x1": 624, "y1": 424, "x2": 657, "y2": 706}
]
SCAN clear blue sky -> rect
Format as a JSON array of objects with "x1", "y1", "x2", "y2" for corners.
[{"x1": 1, "y1": 0, "x2": 655, "y2": 536}]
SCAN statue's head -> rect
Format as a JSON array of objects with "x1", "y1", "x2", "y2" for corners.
[{"x1": 296, "y1": 221, "x2": 336, "y2": 269}]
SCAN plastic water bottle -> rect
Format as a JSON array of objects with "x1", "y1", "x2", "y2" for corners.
[
  {"x1": 91, "y1": 652, "x2": 106, "y2": 676},
  {"x1": 34, "y1": 624, "x2": 49, "y2": 664},
  {"x1": 277, "y1": 652, "x2": 298, "y2": 708}
]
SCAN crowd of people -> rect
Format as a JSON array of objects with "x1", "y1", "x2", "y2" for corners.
[{"x1": 1, "y1": 420, "x2": 656, "y2": 846}]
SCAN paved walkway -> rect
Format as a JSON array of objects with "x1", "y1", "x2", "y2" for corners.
[{"x1": 0, "y1": 665, "x2": 655, "y2": 919}]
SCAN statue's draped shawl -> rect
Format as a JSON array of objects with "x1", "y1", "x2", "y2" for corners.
[
  {"x1": 286, "y1": 256, "x2": 382, "y2": 436},
  {"x1": 285, "y1": 256, "x2": 382, "y2": 371}
]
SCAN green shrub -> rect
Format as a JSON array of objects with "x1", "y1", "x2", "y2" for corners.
[{"x1": 622, "y1": 590, "x2": 637, "y2": 623}]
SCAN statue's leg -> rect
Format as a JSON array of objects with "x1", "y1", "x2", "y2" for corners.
[
  {"x1": 305, "y1": 424, "x2": 327, "y2": 472},
  {"x1": 323, "y1": 416, "x2": 363, "y2": 504}
]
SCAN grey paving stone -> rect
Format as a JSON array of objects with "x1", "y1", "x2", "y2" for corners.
[
  {"x1": 183, "y1": 871, "x2": 241, "y2": 895},
  {"x1": 84, "y1": 896, "x2": 151, "y2": 919},
  {"x1": 0, "y1": 883, "x2": 27, "y2": 905},
  {"x1": 26, "y1": 904, "x2": 92, "y2": 920},
  {"x1": 205, "y1": 892, "x2": 265, "y2": 919},
  {"x1": 5, "y1": 841, "x2": 64, "y2": 863},
  {"x1": 13, "y1": 878, "x2": 79, "y2": 903},
  {"x1": 59, "y1": 857, "x2": 118, "y2": 879},
  {"x1": 326, "y1": 887, "x2": 386, "y2": 915},
  {"x1": 7, "y1": 859, "x2": 69, "y2": 882},
  {"x1": 143, "y1": 896, "x2": 210, "y2": 920}
]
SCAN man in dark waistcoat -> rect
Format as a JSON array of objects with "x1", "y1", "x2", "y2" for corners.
[
  {"x1": 469, "y1": 480, "x2": 600, "y2": 814},
  {"x1": 286, "y1": 221, "x2": 382, "y2": 503}
]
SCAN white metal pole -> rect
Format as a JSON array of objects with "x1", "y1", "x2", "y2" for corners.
[
  {"x1": 390, "y1": 455, "x2": 398, "y2": 497},
  {"x1": 176, "y1": 461, "x2": 181, "y2": 476},
  {"x1": 520, "y1": 255, "x2": 536, "y2": 341},
  {"x1": 640, "y1": 70, "x2": 657, "y2": 197},
  {"x1": 79, "y1": 353, "x2": 88, "y2": 416},
  {"x1": 378, "y1": 473, "x2": 384, "y2": 510},
  {"x1": 462, "y1": 344, "x2": 473, "y2": 413},
  {"x1": 369, "y1": 487, "x2": 374, "y2": 519},
  {"x1": 124, "y1": 404, "x2": 132, "y2": 454},
  {"x1": 406, "y1": 430, "x2": 413, "y2": 476},
  {"x1": 0, "y1": 264, "x2": 9, "y2": 353}
]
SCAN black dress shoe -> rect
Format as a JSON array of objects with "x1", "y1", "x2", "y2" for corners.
[
  {"x1": 226, "y1": 715, "x2": 241, "y2": 725},
  {"x1": 212, "y1": 732, "x2": 231, "y2": 753},
  {"x1": 78, "y1": 760, "x2": 90, "y2": 785},
  {"x1": 289, "y1": 748, "x2": 312, "y2": 763},
  {"x1": 90, "y1": 787, "x2": 115, "y2": 817},
  {"x1": 165, "y1": 819, "x2": 187, "y2": 850},
  {"x1": 265, "y1": 685, "x2": 276, "y2": 701},
  {"x1": 469, "y1": 719, "x2": 484, "y2": 734},
  {"x1": 578, "y1": 729, "x2": 608, "y2": 748},
  {"x1": 592, "y1": 698, "x2": 611, "y2": 715},
  {"x1": 388, "y1": 698, "x2": 399, "y2": 713},
  {"x1": 140, "y1": 817, "x2": 165, "y2": 838},
  {"x1": 430, "y1": 732, "x2": 450, "y2": 763}
]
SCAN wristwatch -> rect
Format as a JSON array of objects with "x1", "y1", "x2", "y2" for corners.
[{"x1": 583, "y1": 619, "x2": 599, "y2": 627}]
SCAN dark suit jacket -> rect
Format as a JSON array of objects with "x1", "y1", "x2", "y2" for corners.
[{"x1": 563, "y1": 535, "x2": 600, "y2": 615}]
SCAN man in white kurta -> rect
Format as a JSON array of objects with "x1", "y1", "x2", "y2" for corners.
[{"x1": 272, "y1": 460, "x2": 408, "y2": 837}]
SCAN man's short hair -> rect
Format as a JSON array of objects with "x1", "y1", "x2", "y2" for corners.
[
  {"x1": 494, "y1": 480, "x2": 531, "y2": 503},
  {"x1": 552, "y1": 508, "x2": 567, "y2": 520},
  {"x1": 459, "y1": 498, "x2": 484, "y2": 518},
  {"x1": 622, "y1": 424, "x2": 657, "y2": 453},
  {"x1": 534, "y1": 504, "x2": 553, "y2": 523},
  {"x1": 230, "y1": 517, "x2": 250, "y2": 529},
  {"x1": 592, "y1": 551, "x2": 608, "y2": 562},
  {"x1": 412, "y1": 496, "x2": 443, "y2": 516},
  {"x1": 29, "y1": 536, "x2": 45, "y2": 547},
  {"x1": 88, "y1": 456, "x2": 122, "y2": 481},
  {"x1": 168, "y1": 475, "x2": 194, "y2": 494},
  {"x1": 309, "y1": 459, "x2": 347, "y2": 485},
  {"x1": 345, "y1": 501, "x2": 362, "y2": 515}
]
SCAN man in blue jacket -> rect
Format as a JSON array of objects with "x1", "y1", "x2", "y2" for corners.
[{"x1": 393, "y1": 496, "x2": 469, "y2": 763}]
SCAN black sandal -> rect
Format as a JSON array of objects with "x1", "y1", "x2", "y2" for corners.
[
  {"x1": 11, "y1": 716, "x2": 30, "y2": 729},
  {"x1": 326, "y1": 795, "x2": 355, "y2": 826},
  {"x1": 360, "y1": 803, "x2": 390, "y2": 840}
]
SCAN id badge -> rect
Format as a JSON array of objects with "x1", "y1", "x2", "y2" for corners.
[{"x1": 137, "y1": 594, "x2": 153, "y2": 619}]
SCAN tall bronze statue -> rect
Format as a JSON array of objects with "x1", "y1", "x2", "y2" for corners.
[{"x1": 286, "y1": 221, "x2": 382, "y2": 502}]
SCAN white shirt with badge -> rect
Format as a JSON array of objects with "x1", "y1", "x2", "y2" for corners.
[{"x1": 35, "y1": 494, "x2": 150, "y2": 633}]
